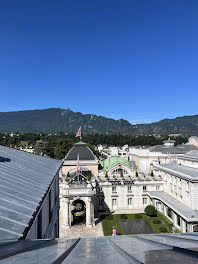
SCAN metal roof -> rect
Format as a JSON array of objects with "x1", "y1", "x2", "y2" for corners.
[
  {"x1": 148, "y1": 144, "x2": 198, "y2": 154},
  {"x1": 0, "y1": 145, "x2": 63, "y2": 240},
  {"x1": 154, "y1": 163, "x2": 198, "y2": 181},
  {"x1": 147, "y1": 191, "x2": 198, "y2": 221},
  {"x1": 1, "y1": 233, "x2": 198, "y2": 263},
  {"x1": 65, "y1": 142, "x2": 96, "y2": 161}
]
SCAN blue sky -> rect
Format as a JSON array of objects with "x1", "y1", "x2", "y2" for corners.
[{"x1": 0, "y1": 0, "x2": 198, "y2": 124}]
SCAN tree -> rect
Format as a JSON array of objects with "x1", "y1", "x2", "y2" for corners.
[
  {"x1": 54, "y1": 138, "x2": 74, "y2": 160},
  {"x1": 66, "y1": 172, "x2": 70, "y2": 182},
  {"x1": 105, "y1": 172, "x2": 108, "y2": 179},
  {"x1": 144, "y1": 205, "x2": 157, "y2": 217},
  {"x1": 150, "y1": 171, "x2": 154, "y2": 177},
  {"x1": 87, "y1": 171, "x2": 91, "y2": 181}
]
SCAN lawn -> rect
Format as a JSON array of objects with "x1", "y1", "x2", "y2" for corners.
[{"x1": 102, "y1": 211, "x2": 174, "y2": 236}]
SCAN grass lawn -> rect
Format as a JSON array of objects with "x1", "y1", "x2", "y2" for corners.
[{"x1": 102, "y1": 211, "x2": 174, "y2": 236}]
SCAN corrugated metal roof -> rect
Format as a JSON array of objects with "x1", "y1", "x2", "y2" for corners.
[
  {"x1": 1, "y1": 233, "x2": 198, "y2": 263},
  {"x1": 0, "y1": 145, "x2": 63, "y2": 240}
]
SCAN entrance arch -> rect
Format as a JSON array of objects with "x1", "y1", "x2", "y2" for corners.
[{"x1": 71, "y1": 199, "x2": 86, "y2": 225}]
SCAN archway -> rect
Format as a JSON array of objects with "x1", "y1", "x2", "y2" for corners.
[{"x1": 71, "y1": 199, "x2": 86, "y2": 226}]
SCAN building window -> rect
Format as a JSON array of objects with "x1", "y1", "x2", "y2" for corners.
[
  {"x1": 99, "y1": 199, "x2": 103, "y2": 206},
  {"x1": 112, "y1": 186, "x2": 117, "y2": 193},
  {"x1": 143, "y1": 186, "x2": 147, "y2": 192},
  {"x1": 112, "y1": 199, "x2": 117, "y2": 208},
  {"x1": 156, "y1": 186, "x2": 160, "y2": 191},
  {"x1": 128, "y1": 186, "x2": 132, "y2": 192},
  {"x1": 128, "y1": 198, "x2": 132, "y2": 205},
  {"x1": 143, "y1": 198, "x2": 147, "y2": 205},
  {"x1": 37, "y1": 209, "x2": 42, "y2": 239},
  {"x1": 49, "y1": 190, "x2": 52, "y2": 223}
]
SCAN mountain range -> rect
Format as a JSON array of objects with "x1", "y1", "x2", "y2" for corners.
[{"x1": 0, "y1": 108, "x2": 197, "y2": 136}]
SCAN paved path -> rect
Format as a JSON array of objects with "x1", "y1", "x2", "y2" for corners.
[
  {"x1": 59, "y1": 212, "x2": 104, "y2": 238},
  {"x1": 60, "y1": 222, "x2": 104, "y2": 238}
]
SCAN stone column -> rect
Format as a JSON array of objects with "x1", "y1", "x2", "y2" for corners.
[
  {"x1": 181, "y1": 219, "x2": 187, "y2": 233},
  {"x1": 172, "y1": 212, "x2": 177, "y2": 226},
  {"x1": 86, "y1": 197, "x2": 93, "y2": 228},
  {"x1": 62, "y1": 197, "x2": 70, "y2": 229}
]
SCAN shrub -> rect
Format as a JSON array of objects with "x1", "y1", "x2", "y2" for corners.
[
  {"x1": 152, "y1": 219, "x2": 161, "y2": 224},
  {"x1": 134, "y1": 214, "x2": 142, "y2": 219},
  {"x1": 144, "y1": 205, "x2": 157, "y2": 217},
  {"x1": 106, "y1": 215, "x2": 113, "y2": 220},
  {"x1": 120, "y1": 214, "x2": 128, "y2": 219},
  {"x1": 159, "y1": 226, "x2": 167, "y2": 233}
]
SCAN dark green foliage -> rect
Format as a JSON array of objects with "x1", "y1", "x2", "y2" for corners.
[
  {"x1": 106, "y1": 215, "x2": 113, "y2": 220},
  {"x1": 152, "y1": 219, "x2": 161, "y2": 224},
  {"x1": 144, "y1": 205, "x2": 157, "y2": 217},
  {"x1": 105, "y1": 172, "x2": 108, "y2": 178},
  {"x1": 159, "y1": 226, "x2": 168, "y2": 232},
  {"x1": 120, "y1": 214, "x2": 128, "y2": 219},
  {"x1": 54, "y1": 138, "x2": 74, "y2": 160},
  {"x1": 66, "y1": 172, "x2": 70, "y2": 182},
  {"x1": 134, "y1": 214, "x2": 142, "y2": 219},
  {"x1": 150, "y1": 171, "x2": 154, "y2": 177},
  {"x1": 87, "y1": 171, "x2": 91, "y2": 181}
]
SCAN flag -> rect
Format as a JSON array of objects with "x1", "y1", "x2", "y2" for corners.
[
  {"x1": 77, "y1": 154, "x2": 80, "y2": 174},
  {"x1": 75, "y1": 127, "x2": 81, "y2": 138}
]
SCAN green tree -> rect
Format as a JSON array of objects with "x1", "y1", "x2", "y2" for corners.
[
  {"x1": 54, "y1": 138, "x2": 74, "y2": 160},
  {"x1": 144, "y1": 205, "x2": 157, "y2": 217},
  {"x1": 105, "y1": 172, "x2": 108, "y2": 178},
  {"x1": 66, "y1": 172, "x2": 70, "y2": 182},
  {"x1": 87, "y1": 171, "x2": 91, "y2": 181}
]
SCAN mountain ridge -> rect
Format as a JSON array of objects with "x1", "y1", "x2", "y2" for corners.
[{"x1": 0, "y1": 108, "x2": 198, "y2": 136}]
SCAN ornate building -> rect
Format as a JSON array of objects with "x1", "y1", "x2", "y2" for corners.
[{"x1": 60, "y1": 142, "x2": 162, "y2": 228}]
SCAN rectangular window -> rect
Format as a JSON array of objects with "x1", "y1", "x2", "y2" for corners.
[
  {"x1": 37, "y1": 209, "x2": 42, "y2": 239},
  {"x1": 49, "y1": 190, "x2": 52, "y2": 224},
  {"x1": 143, "y1": 186, "x2": 147, "y2": 192},
  {"x1": 99, "y1": 199, "x2": 103, "y2": 206},
  {"x1": 143, "y1": 198, "x2": 147, "y2": 205},
  {"x1": 112, "y1": 199, "x2": 117, "y2": 208},
  {"x1": 99, "y1": 187, "x2": 103, "y2": 192},
  {"x1": 128, "y1": 198, "x2": 132, "y2": 205},
  {"x1": 112, "y1": 186, "x2": 117, "y2": 193},
  {"x1": 128, "y1": 186, "x2": 132, "y2": 192}
]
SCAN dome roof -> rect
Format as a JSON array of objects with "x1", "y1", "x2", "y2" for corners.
[{"x1": 65, "y1": 142, "x2": 96, "y2": 161}]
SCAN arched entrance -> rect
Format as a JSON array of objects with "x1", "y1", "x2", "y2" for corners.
[{"x1": 71, "y1": 199, "x2": 86, "y2": 226}]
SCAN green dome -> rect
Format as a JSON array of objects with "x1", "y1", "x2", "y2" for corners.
[{"x1": 100, "y1": 155, "x2": 132, "y2": 172}]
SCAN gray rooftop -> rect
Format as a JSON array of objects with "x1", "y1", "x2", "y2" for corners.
[
  {"x1": 154, "y1": 163, "x2": 198, "y2": 181},
  {"x1": 0, "y1": 145, "x2": 62, "y2": 240},
  {"x1": 179, "y1": 150, "x2": 198, "y2": 161},
  {"x1": 65, "y1": 142, "x2": 96, "y2": 161},
  {"x1": 147, "y1": 191, "x2": 198, "y2": 220},
  {"x1": 149, "y1": 144, "x2": 198, "y2": 154},
  {"x1": 1, "y1": 233, "x2": 198, "y2": 263}
]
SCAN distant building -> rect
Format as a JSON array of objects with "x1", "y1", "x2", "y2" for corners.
[
  {"x1": 0, "y1": 145, "x2": 62, "y2": 240},
  {"x1": 129, "y1": 138, "x2": 198, "y2": 174}
]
